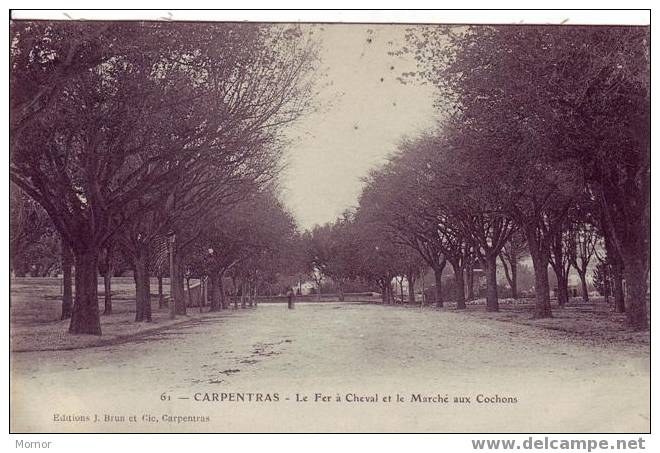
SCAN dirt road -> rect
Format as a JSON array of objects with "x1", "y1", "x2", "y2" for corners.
[{"x1": 10, "y1": 303, "x2": 650, "y2": 433}]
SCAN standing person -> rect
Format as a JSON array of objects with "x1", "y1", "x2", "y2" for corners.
[{"x1": 286, "y1": 287, "x2": 295, "y2": 309}]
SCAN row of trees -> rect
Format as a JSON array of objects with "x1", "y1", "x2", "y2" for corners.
[
  {"x1": 303, "y1": 25, "x2": 649, "y2": 330},
  {"x1": 405, "y1": 25, "x2": 649, "y2": 329},
  {"x1": 10, "y1": 22, "x2": 318, "y2": 334},
  {"x1": 301, "y1": 210, "x2": 425, "y2": 304},
  {"x1": 298, "y1": 166, "x2": 598, "y2": 307}
]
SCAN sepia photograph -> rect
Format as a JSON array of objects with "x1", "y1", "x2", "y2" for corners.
[{"x1": 7, "y1": 9, "x2": 651, "y2": 438}]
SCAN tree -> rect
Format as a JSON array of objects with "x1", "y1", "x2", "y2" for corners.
[
  {"x1": 567, "y1": 223, "x2": 598, "y2": 303},
  {"x1": 351, "y1": 209, "x2": 403, "y2": 304},
  {"x1": 11, "y1": 22, "x2": 165, "y2": 334},
  {"x1": 499, "y1": 231, "x2": 527, "y2": 299},
  {"x1": 398, "y1": 246, "x2": 426, "y2": 304},
  {"x1": 595, "y1": 223, "x2": 626, "y2": 314},
  {"x1": 10, "y1": 183, "x2": 71, "y2": 316},
  {"x1": 593, "y1": 261, "x2": 612, "y2": 300},
  {"x1": 351, "y1": 167, "x2": 444, "y2": 307},
  {"x1": 548, "y1": 221, "x2": 572, "y2": 308},
  {"x1": 303, "y1": 212, "x2": 361, "y2": 301},
  {"x1": 194, "y1": 188, "x2": 298, "y2": 311},
  {"x1": 457, "y1": 210, "x2": 515, "y2": 312},
  {"x1": 549, "y1": 27, "x2": 649, "y2": 328},
  {"x1": 9, "y1": 183, "x2": 54, "y2": 277},
  {"x1": 406, "y1": 26, "x2": 587, "y2": 319},
  {"x1": 357, "y1": 139, "x2": 462, "y2": 308},
  {"x1": 10, "y1": 22, "x2": 318, "y2": 334},
  {"x1": 98, "y1": 243, "x2": 119, "y2": 315}
]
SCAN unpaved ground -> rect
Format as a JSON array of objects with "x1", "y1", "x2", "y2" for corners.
[
  {"x1": 10, "y1": 277, "x2": 205, "y2": 352},
  {"x1": 441, "y1": 298, "x2": 650, "y2": 347},
  {"x1": 11, "y1": 302, "x2": 649, "y2": 433}
]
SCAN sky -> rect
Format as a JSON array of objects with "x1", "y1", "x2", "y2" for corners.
[{"x1": 281, "y1": 24, "x2": 439, "y2": 231}]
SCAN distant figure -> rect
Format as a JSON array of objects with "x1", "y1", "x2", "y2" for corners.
[{"x1": 286, "y1": 287, "x2": 295, "y2": 309}]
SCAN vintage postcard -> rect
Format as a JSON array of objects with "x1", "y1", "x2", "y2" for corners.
[{"x1": 8, "y1": 10, "x2": 650, "y2": 435}]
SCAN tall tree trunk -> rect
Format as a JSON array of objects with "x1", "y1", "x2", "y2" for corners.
[
  {"x1": 337, "y1": 281, "x2": 345, "y2": 302},
  {"x1": 603, "y1": 268, "x2": 611, "y2": 303},
  {"x1": 158, "y1": 275, "x2": 165, "y2": 308},
  {"x1": 598, "y1": 177, "x2": 649, "y2": 329},
  {"x1": 601, "y1": 264, "x2": 611, "y2": 304},
  {"x1": 241, "y1": 282, "x2": 247, "y2": 308},
  {"x1": 420, "y1": 272, "x2": 425, "y2": 307},
  {"x1": 207, "y1": 275, "x2": 213, "y2": 306},
  {"x1": 315, "y1": 278, "x2": 322, "y2": 302},
  {"x1": 69, "y1": 247, "x2": 102, "y2": 335},
  {"x1": 466, "y1": 265, "x2": 474, "y2": 300},
  {"x1": 549, "y1": 249, "x2": 569, "y2": 308},
  {"x1": 510, "y1": 256, "x2": 518, "y2": 299},
  {"x1": 133, "y1": 270, "x2": 141, "y2": 320},
  {"x1": 612, "y1": 261, "x2": 625, "y2": 313},
  {"x1": 386, "y1": 282, "x2": 394, "y2": 304},
  {"x1": 555, "y1": 271, "x2": 569, "y2": 308},
  {"x1": 134, "y1": 254, "x2": 148, "y2": 322},
  {"x1": 621, "y1": 253, "x2": 648, "y2": 330},
  {"x1": 432, "y1": 262, "x2": 445, "y2": 308},
  {"x1": 200, "y1": 278, "x2": 206, "y2": 307},
  {"x1": 602, "y1": 222, "x2": 625, "y2": 313},
  {"x1": 103, "y1": 271, "x2": 112, "y2": 315},
  {"x1": 197, "y1": 277, "x2": 206, "y2": 313},
  {"x1": 143, "y1": 268, "x2": 152, "y2": 322},
  {"x1": 529, "y1": 250, "x2": 552, "y2": 318},
  {"x1": 168, "y1": 238, "x2": 176, "y2": 319},
  {"x1": 218, "y1": 272, "x2": 231, "y2": 310},
  {"x1": 525, "y1": 224, "x2": 552, "y2": 319},
  {"x1": 407, "y1": 274, "x2": 416, "y2": 304},
  {"x1": 220, "y1": 276, "x2": 227, "y2": 309},
  {"x1": 209, "y1": 272, "x2": 221, "y2": 311},
  {"x1": 451, "y1": 262, "x2": 466, "y2": 309},
  {"x1": 186, "y1": 277, "x2": 192, "y2": 307},
  {"x1": 171, "y1": 247, "x2": 186, "y2": 316},
  {"x1": 61, "y1": 243, "x2": 73, "y2": 320},
  {"x1": 101, "y1": 245, "x2": 113, "y2": 315},
  {"x1": 577, "y1": 270, "x2": 589, "y2": 302},
  {"x1": 483, "y1": 254, "x2": 499, "y2": 312}
]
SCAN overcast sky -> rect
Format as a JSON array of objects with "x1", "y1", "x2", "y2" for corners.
[{"x1": 281, "y1": 24, "x2": 438, "y2": 231}]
